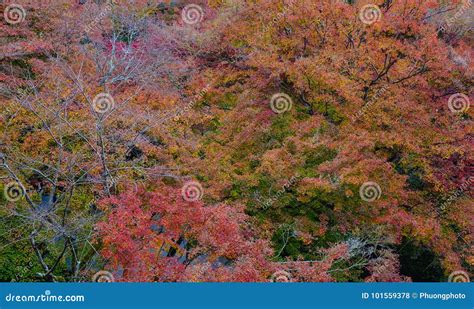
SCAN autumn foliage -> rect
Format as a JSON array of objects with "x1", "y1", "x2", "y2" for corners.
[{"x1": 0, "y1": 0, "x2": 472, "y2": 282}]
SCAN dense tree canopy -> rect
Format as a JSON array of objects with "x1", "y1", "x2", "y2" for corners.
[{"x1": 0, "y1": 0, "x2": 472, "y2": 282}]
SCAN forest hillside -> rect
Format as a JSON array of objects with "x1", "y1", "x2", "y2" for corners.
[{"x1": 0, "y1": 0, "x2": 472, "y2": 282}]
